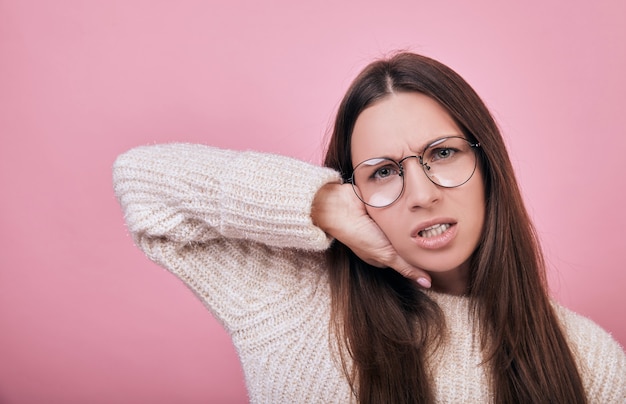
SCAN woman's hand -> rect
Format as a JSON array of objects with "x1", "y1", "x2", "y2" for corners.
[{"x1": 312, "y1": 183, "x2": 431, "y2": 288}]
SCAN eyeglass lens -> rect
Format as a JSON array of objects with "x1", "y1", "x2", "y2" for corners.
[{"x1": 351, "y1": 137, "x2": 478, "y2": 207}]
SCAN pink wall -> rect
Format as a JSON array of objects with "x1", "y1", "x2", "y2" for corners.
[{"x1": 1, "y1": 1, "x2": 624, "y2": 402}]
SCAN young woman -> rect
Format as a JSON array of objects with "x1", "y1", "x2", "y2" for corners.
[{"x1": 113, "y1": 52, "x2": 625, "y2": 403}]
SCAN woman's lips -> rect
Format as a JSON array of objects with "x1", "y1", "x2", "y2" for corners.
[{"x1": 412, "y1": 220, "x2": 457, "y2": 249}]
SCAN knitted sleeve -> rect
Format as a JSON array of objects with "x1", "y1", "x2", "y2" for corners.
[
  {"x1": 554, "y1": 304, "x2": 626, "y2": 403},
  {"x1": 113, "y1": 143, "x2": 341, "y2": 250},
  {"x1": 112, "y1": 143, "x2": 343, "y2": 331}
]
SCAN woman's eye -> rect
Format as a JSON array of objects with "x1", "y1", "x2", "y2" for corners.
[
  {"x1": 373, "y1": 165, "x2": 397, "y2": 179},
  {"x1": 433, "y1": 148, "x2": 455, "y2": 160}
]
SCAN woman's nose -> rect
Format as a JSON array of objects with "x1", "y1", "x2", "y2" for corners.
[{"x1": 401, "y1": 158, "x2": 441, "y2": 209}]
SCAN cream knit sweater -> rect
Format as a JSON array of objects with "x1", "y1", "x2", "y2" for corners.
[{"x1": 113, "y1": 143, "x2": 626, "y2": 403}]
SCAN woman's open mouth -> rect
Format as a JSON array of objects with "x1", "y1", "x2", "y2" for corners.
[{"x1": 418, "y1": 223, "x2": 451, "y2": 238}]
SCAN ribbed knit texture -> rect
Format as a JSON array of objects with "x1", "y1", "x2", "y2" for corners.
[{"x1": 113, "y1": 143, "x2": 626, "y2": 403}]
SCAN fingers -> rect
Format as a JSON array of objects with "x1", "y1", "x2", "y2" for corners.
[
  {"x1": 364, "y1": 245, "x2": 432, "y2": 288},
  {"x1": 360, "y1": 244, "x2": 431, "y2": 288},
  {"x1": 387, "y1": 256, "x2": 432, "y2": 288}
]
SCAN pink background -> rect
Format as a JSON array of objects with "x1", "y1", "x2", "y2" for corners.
[{"x1": 1, "y1": 1, "x2": 625, "y2": 402}]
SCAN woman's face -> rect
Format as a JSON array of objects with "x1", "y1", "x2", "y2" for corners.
[{"x1": 350, "y1": 92, "x2": 485, "y2": 294}]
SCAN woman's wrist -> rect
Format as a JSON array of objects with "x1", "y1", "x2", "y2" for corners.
[{"x1": 311, "y1": 182, "x2": 343, "y2": 236}]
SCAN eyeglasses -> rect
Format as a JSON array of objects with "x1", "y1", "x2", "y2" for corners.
[{"x1": 348, "y1": 136, "x2": 481, "y2": 208}]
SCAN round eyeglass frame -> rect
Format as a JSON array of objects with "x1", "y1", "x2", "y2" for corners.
[{"x1": 347, "y1": 136, "x2": 481, "y2": 208}]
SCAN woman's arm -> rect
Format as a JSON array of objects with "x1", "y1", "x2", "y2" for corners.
[
  {"x1": 113, "y1": 143, "x2": 344, "y2": 332},
  {"x1": 113, "y1": 142, "x2": 429, "y2": 311},
  {"x1": 113, "y1": 143, "x2": 342, "y2": 251}
]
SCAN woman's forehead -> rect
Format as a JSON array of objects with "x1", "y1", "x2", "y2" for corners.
[{"x1": 350, "y1": 92, "x2": 462, "y2": 162}]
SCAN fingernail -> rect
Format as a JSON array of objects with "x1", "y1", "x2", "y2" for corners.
[{"x1": 417, "y1": 278, "x2": 431, "y2": 288}]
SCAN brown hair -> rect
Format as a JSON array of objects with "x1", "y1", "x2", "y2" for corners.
[{"x1": 324, "y1": 52, "x2": 586, "y2": 403}]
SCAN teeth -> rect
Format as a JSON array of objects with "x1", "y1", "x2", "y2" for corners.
[{"x1": 418, "y1": 223, "x2": 451, "y2": 238}]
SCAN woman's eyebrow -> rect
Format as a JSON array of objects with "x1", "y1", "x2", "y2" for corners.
[
  {"x1": 409, "y1": 134, "x2": 464, "y2": 155},
  {"x1": 355, "y1": 134, "x2": 465, "y2": 164}
]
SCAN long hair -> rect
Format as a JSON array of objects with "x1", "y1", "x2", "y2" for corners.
[{"x1": 324, "y1": 52, "x2": 587, "y2": 403}]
